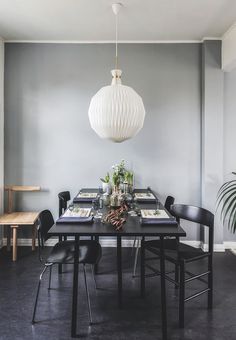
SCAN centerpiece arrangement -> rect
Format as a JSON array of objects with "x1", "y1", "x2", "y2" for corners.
[
  {"x1": 99, "y1": 160, "x2": 134, "y2": 229},
  {"x1": 100, "y1": 160, "x2": 134, "y2": 206}
]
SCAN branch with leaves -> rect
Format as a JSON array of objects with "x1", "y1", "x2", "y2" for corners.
[
  {"x1": 216, "y1": 172, "x2": 236, "y2": 233},
  {"x1": 100, "y1": 173, "x2": 110, "y2": 183},
  {"x1": 102, "y1": 204, "x2": 128, "y2": 230}
]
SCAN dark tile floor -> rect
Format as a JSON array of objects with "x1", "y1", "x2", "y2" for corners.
[{"x1": 0, "y1": 246, "x2": 236, "y2": 340}]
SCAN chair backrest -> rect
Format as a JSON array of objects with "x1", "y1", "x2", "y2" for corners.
[
  {"x1": 38, "y1": 209, "x2": 54, "y2": 246},
  {"x1": 37, "y1": 210, "x2": 54, "y2": 262},
  {"x1": 58, "y1": 191, "x2": 71, "y2": 217},
  {"x1": 170, "y1": 204, "x2": 214, "y2": 253},
  {"x1": 164, "y1": 196, "x2": 175, "y2": 213}
]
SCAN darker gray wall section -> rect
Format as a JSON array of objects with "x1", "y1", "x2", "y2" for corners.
[
  {"x1": 4, "y1": 43, "x2": 201, "y2": 239},
  {"x1": 223, "y1": 67, "x2": 236, "y2": 241},
  {"x1": 201, "y1": 40, "x2": 224, "y2": 245}
]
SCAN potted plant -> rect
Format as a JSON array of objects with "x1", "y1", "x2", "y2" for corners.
[
  {"x1": 110, "y1": 172, "x2": 121, "y2": 207},
  {"x1": 111, "y1": 160, "x2": 126, "y2": 190},
  {"x1": 100, "y1": 173, "x2": 111, "y2": 194},
  {"x1": 124, "y1": 170, "x2": 134, "y2": 193},
  {"x1": 216, "y1": 171, "x2": 236, "y2": 233}
]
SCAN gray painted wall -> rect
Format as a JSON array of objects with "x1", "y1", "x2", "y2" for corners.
[
  {"x1": 224, "y1": 67, "x2": 236, "y2": 241},
  {"x1": 0, "y1": 40, "x2": 4, "y2": 248},
  {"x1": 4, "y1": 43, "x2": 201, "y2": 239},
  {"x1": 201, "y1": 40, "x2": 224, "y2": 245}
]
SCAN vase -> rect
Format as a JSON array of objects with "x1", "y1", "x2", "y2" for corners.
[
  {"x1": 102, "y1": 182, "x2": 112, "y2": 194},
  {"x1": 102, "y1": 193, "x2": 110, "y2": 206},
  {"x1": 128, "y1": 184, "x2": 133, "y2": 194},
  {"x1": 110, "y1": 186, "x2": 123, "y2": 207}
]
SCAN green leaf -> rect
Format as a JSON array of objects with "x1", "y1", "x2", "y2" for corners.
[
  {"x1": 229, "y1": 210, "x2": 236, "y2": 233},
  {"x1": 220, "y1": 191, "x2": 236, "y2": 220},
  {"x1": 217, "y1": 181, "x2": 236, "y2": 199},
  {"x1": 222, "y1": 197, "x2": 236, "y2": 226},
  {"x1": 217, "y1": 180, "x2": 236, "y2": 198},
  {"x1": 216, "y1": 183, "x2": 236, "y2": 211},
  {"x1": 216, "y1": 177, "x2": 236, "y2": 233}
]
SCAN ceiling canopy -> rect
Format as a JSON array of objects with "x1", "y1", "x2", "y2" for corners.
[{"x1": 0, "y1": 0, "x2": 235, "y2": 41}]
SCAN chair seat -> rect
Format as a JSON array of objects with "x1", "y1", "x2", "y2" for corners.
[
  {"x1": 46, "y1": 240, "x2": 102, "y2": 265},
  {"x1": 145, "y1": 239, "x2": 205, "y2": 260}
]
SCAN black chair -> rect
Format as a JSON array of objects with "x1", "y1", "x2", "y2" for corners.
[
  {"x1": 58, "y1": 190, "x2": 100, "y2": 273},
  {"x1": 32, "y1": 210, "x2": 102, "y2": 325},
  {"x1": 58, "y1": 191, "x2": 71, "y2": 272},
  {"x1": 141, "y1": 204, "x2": 214, "y2": 328},
  {"x1": 132, "y1": 195, "x2": 175, "y2": 277},
  {"x1": 58, "y1": 191, "x2": 71, "y2": 217},
  {"x1": 164, "y1": 195, "x2": 175, "y2": 213}
]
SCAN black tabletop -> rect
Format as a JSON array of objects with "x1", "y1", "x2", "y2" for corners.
[
  {"x1": 48, "y1": 218, "x2": 186, "y2": 237},
  {"x1": 48, "y1": 190, "x2": 186, "y2": 238}
]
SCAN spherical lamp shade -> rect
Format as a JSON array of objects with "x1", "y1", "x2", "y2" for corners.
[{"x1": 88, "y1": 70, "x2": 145, "y2": 143}]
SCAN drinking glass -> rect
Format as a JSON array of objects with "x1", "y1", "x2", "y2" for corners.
[{"x1": 68, "y1": 204, "x2": 74, "y2": 212}]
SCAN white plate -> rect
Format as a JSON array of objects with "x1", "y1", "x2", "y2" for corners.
[
  {"x1": 63, "y1": 208, "x2": 91, "y2": 218},
  {"x1": 134, "y1": 193, "x2": 156, "y2": 200},
  {"x1": 141, "y1": 209, "x2": 170, "y2": 219},
  {"x1": 77, "y1": 192, "x2": 97, "y2": 199}
]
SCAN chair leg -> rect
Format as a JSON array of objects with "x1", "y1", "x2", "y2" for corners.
[
  {"x1": 132, "y1": 240, "x2": 140, "y2": 278},
  {"x1": 83, "y1": 265, "x2": 93, "y2": 325},
  {"x1": 208, "y1": 254, "x2": 213, "y2": 309},
  {"x1": 32, "y1": 266, "x2": 48, "y2": 324},
  {"x1": 91, "y1": 264, "x2": 97, "y2": 290},
  {"x1": 175, "y1": 264, "x2": 179, "y2": 289},
  {"x1": 58, "y1": 236, "x2": 63, "y2": 274},
  {"x1": 131, "y1": 236, "x2": 137, "y2": 256},
  {"x1": 140, "y1": 237, "x2": 145, "y2": 297},
  {"x1": 94, "y1": 236, "x2": 99, "y2": 274},
  {"x1": 48, "y1": 265, "x2": 52, "y2": 290},
  {"x1": 179, "y1": 260, "x2": 185, "y2": 328}
]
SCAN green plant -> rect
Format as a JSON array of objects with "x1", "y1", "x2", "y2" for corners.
[
  {"x1": 112, "y1": 160, "x2": 126, "y2": 183},
  {"x1": 112, "y1": 172, "x2": 120, "y2": 187},
  {"x1": 124, "y1": 170, "x2": 133, "y2": 185},
  {"x1": 216, "y1": 172, "x2": 236, "y2": 233},
  {"x1": 100, "y1": 173, "x2": 110, "y2": 183}
]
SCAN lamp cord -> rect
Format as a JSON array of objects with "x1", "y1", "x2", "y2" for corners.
[{"x1": 115, "y1": 13, "x2": 118, "y2": 69}]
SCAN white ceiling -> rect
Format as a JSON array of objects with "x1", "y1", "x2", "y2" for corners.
[{"x1": 0, "y1": 0, "x2": 235, "y2": 42}]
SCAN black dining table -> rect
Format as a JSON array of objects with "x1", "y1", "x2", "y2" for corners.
[{"x1": 48, "y1": 190, "x2": 186, "y2": 340}]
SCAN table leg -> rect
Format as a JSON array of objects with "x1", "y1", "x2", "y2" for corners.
[
  {"x1": 6, "y1": 226, "x2": 11, "y2": 251},
  {"x1": 94, "y1": 236, "x2": 99, "y2": 274},
  {"x1": 58, "y1": 236, "x2": 63, "y2": 274},
  {"x1": 117, "y1": 236, "x2": 122, "y2": 308},
  {"x1": 32, "y1": 225, "x2": 36, "y2": 251},
  {"x1": 6, "y1": 190, "x2": 13, "y2": 251},
  {"x1": 7, "y1": 189, "x2": 14, "y2": 213},
  {"x1": 12, "y1": 226, "x2": 18, "y2": 262},
  {"x1": 140, "y1": 236, "x2": 145, "y2": 297},
  {"x1": 71, "y1": 235, "x2": 79, "y2": 338},
  {"x1": 160, "y1": 236, "x2": 167, "y2": 340}
]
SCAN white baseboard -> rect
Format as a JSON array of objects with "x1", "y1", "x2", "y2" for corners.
[
  {"x1": 1, "y1": 237, "x2": 233, "y2": 252},
  {"x1": 200, "y1": 241, "x2": 225, "y2": 252}
]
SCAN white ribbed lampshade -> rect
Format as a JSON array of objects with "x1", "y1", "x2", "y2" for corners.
[{"x1": 88, "y1": 69, "x2": 145, "y2": 143}]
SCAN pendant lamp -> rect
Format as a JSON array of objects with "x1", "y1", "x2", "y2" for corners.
[{"x1": 88, "y1": 3, "x2": 145, "y2": 143}]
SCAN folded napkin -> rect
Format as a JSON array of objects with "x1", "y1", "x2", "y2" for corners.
[
  {"x1": 141, "y1": 218, "x2": 177, "y2": 225},
  {"x1": 56, "y1": 216, "x2": 93, "y2": 224},
  {"x1": 141, "y1": 209, "x2": 177, "y2": 226},
  {"x1": 56, "y1": 207, "x2": 93, "y2": 224},
  {"x1": 73, "y1": 192, "x2": 98, "y2": 203}
]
